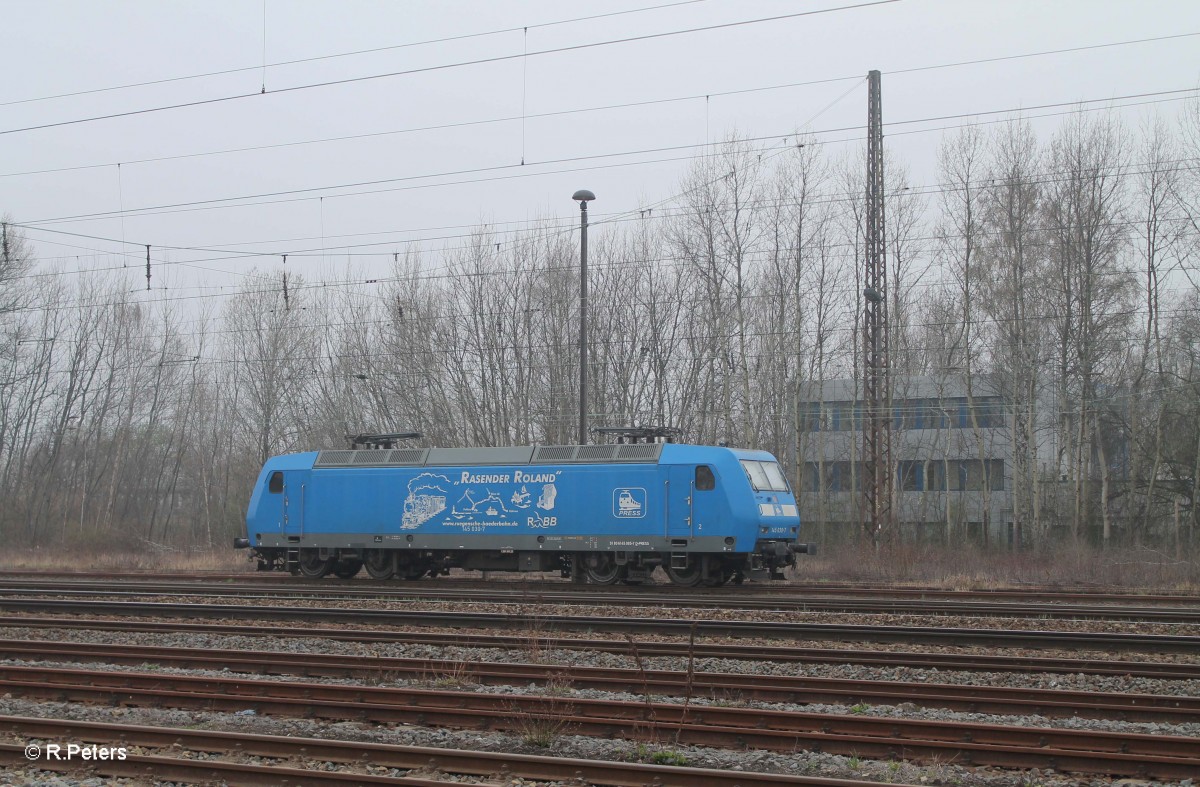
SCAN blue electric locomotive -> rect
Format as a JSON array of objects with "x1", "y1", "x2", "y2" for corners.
[{"x1": 236, "y1": 439, "x2": 813, "y2": 586}]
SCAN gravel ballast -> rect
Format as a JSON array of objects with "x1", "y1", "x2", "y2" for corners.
[{"x1": 1, "y1": 582, "x2": 1197, "y2": 787}]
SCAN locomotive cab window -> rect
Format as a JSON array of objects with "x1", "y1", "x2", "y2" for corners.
[
  {"x1": 695, "y1": 465, "x2": 716, "y2": 491},
  {"x1": 268, "y1": 471, "x2": 284, "y2": 494},
  {"x1": 741, "y1": 460, "x2": 790, "y2": 492}
]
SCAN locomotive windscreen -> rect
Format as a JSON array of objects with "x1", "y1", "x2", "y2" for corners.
[{"x1": 741, "y1": 460, "x2": 790, "y2": 492}]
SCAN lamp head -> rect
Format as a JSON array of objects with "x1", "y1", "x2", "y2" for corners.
[{"x1": 572, "y1": 189, "x2": 596, "y2": 202}]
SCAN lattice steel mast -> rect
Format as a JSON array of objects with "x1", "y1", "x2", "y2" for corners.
[{"x1": 862, "y1": 69, "x2": 892, "y2": 543}]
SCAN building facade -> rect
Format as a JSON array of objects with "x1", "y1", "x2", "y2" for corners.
[{"x1": 795, "y1": 375, "x2": 1057, "y2": 545}]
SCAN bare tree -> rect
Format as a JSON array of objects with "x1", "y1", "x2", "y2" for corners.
[
  {"x1": 978, "y1": 119, "x2": 1052, "y2": 545},
  {"x1": 223, "y1": 272, "x2": 320, "y2": 467},
  {"x1": 668, "y1": 136, "x2": 767, "y2": 445},
  {"x1": 1123, "y1": 116, "x2": 1187, "y2": 541},
  {"x1": 931, "y1": 126, "x2": 1004, "y2": 540},
  {"x1": 1044, "y1": 112, "x2": 1135, "y2": 542}
]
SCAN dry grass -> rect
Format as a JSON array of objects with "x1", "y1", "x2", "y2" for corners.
[
  {"x1": 416, "y1": 660, "x2": 478, "y2": 690},
  {"x1": 517, "y1": 605, "x2": 554, "y2": 664},
  {"x1": 5, "y1": 536, "x2": 1197, "y2": 593},
  {"x1": 795, "y1": 540, "x2": 1200, "y2": 593},
  {"x1": 0, "y1": 545, "x2": 250, "y2": 573},
  {"x1": 510, "y1": 687, "x2": 577, "y2": 748}
]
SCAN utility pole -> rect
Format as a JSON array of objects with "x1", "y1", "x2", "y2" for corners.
[
  {"x1": 573, "y1": 189, "x2": 595, "y2": 445},
  {"x1": 861, "y1": 69, "x2": 892, "y2": 545}
]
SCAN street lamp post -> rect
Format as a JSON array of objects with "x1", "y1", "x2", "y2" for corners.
[{"x1": 573, "y1": 189, "x2": 595, "y2": 445}]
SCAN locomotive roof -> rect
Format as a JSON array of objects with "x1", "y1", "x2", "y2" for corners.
[
  {"x1": 313, "y1": 443, "x2": 662, "y2": 468},
  {"x1": 301, "y1": 442, "x2": 772, "y2": 469}
]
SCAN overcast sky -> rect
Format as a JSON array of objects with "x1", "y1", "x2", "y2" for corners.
[{"x1": 2, "y1": 0, "x2": 1199, "y2": 294}]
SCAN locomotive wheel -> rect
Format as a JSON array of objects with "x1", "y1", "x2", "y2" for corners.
[
  {"x1": 296, "y1": 551, "x2": 336, "y2": 579},
  {"x1": 363, "y1": 550, "x2": 396, "y2": 580},
  {"x1": 665, "y1": 557, "x2": 704, "y2": 587},
  {"x1": 332, "y1": 558, "x2": 363, "y2": 579},
  {"x1": 582, "y1": 554, "x2": 623, "y2": 585}
]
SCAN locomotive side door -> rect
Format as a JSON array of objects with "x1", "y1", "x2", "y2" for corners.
[
  {"x1": 282, "y1": 470, "x2": 306, "y2": 536},
  {"x1": 259, "y1": 470, "x2": 287, "y2": 534},
  {"x1": 665, "y1": 465, "x2": 694, "y2": 539}
]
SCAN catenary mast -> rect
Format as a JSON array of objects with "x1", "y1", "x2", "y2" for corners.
[{"x1": 861, "y1": 69, "x2": 893, "y2": 544}]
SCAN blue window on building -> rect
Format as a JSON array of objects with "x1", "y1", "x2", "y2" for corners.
[
  {"x1": 829, "y1": 462, "x2": 845, "y2": 491},
  {"x1": 796, "y1": 402, "x2": 821, "y2": 432},
  {"x1": 803, "y1": 462, "x2": 820, "y2": 492},
  {"x1": 830, "y1": 401, "x2": 859, "y2": 431},
  {"x1": 932, "y1": 399, "x2": 950, "y2": 429},
  {"x1": 910, "y1": 399, "x2": 923, "y2": 430},
  {"x1": 824, "y1": 461, "x2": 863, "y2": 492},
  {"x1": 927, "y1": 461, "x2": 947, "y2": 491},
  {"x1": 898, "y1": 460, "x2": 924, "y2": 491}
]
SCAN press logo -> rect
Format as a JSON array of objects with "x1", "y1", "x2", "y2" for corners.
[
  {"x1": 24, "y1": 743, "x2": 128, "y2": 761},
  {"x1": 613, "y1": 487, "x2": 646, "y2": 518}
]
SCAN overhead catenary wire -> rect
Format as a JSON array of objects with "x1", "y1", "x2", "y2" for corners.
[
  {"x1": 21, "y1": 131, "x2": 1193, "y2": 298},
  {"x1": 0, "y1": 0, "x2": 712, "y2": 109},
  {"x1": 6, "y1": 208, "x2": 1194, "y2": 393},
  {"x1": 0, "y1": 1, "x2": 898, "y2": 136},
  {"x1": 4, "y1": 72, "x2": 1195, "y2": 340},
  {"x1": 66, "y1": 90, "x2": 1189, "y2": 233},
  {"x1": 8, "y1": 141, "x2": 1199, "y2": 284},
  {"x1": 9, "y1": 178, "x2": 1199, "y2": 317},
  {"x1": 15, "y1": 175, "x2": 1200, "y2": 276},
  {"x1": 3, "y1": 31, "x2": 1196, "y2": 182},
  {"x1": 2, "y1": 23, "x2": 1194, "y2": 274},
  {"x1": 17, "y1": 86, "x2": 1197, "y2": 230},
  {"x1": 8, "y1": 271, "x2": 1193, "y2": 359},
  {"x1": 4, "y1": 206, "x2": 1197, "y2": 322}
]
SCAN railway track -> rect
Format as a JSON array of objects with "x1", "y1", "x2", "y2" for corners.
[
  {"x1": 4, "y1": 637, "x2": 1197, "y2": 723},
  {"x1": 3, "y1": 597, "x2": 1199, "y2": 652},
  {"x1": 0, "y1": 715, "x2": 896, "y2": 786},
  {"x1": 4, "y1": 615, "x2": 1199, "y2": 678},
  {"x1": 5, "y1": 570, "x2": 1199, "y2": 606},
  {"x1": 3, "y1": 578, "x2": 1199, "y2": 622},
  {"x1": 1, "y1": 663, "x2": 1196, "y2": 778},
  {"x1": 4, "y1": 575, "x2": 1198, "y2": 783}
]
